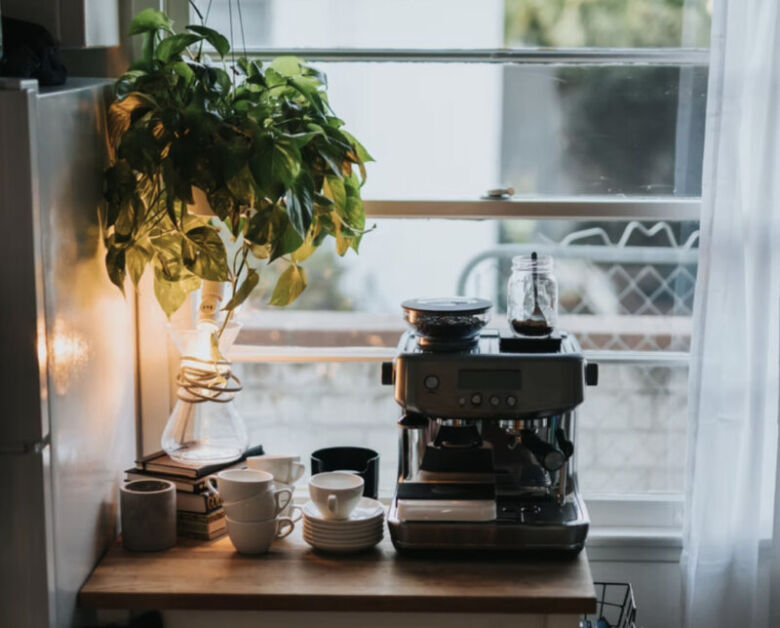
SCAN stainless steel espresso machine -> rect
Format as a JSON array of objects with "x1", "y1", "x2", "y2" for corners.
[{"x1": 381, "y1": 297, "x2": 598, "y2": 554}]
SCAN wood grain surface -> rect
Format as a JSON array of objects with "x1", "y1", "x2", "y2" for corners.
[{"x1": 79, "y1": 527, "x2": 597, "y2": 614}]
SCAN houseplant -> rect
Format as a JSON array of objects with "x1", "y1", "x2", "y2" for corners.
[
  {"x1": 102, "y1": 8, "x2": 371, "y2": 334},
  {"x1": 102, "y1": 8, "x2": 372, "y2": 463}
]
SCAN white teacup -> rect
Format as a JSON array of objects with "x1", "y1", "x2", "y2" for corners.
[
  {"x1": 309, "y1": 472, "x2": 364, "y2": 520},
  {"x1": 226, "y1": 516, "x2": 294, "y2": 555},
  {"x1": 247, "y1": 454, "x2": 305, "y2": 485},
  {"x1": 212, "y1": 469, "x2": 292, "y2": 523}
]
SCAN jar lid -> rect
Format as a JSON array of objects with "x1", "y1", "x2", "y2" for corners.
[{"x1": 401, "y1": 297, "x2": 493, "y2": 315}]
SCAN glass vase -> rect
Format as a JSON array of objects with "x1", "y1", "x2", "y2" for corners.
[{"x1": 161, "y1": 321, "x2": 248, "y2": 465}]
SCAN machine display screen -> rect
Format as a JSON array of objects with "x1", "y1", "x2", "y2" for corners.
[{"x1": 457, "y1": 369, "x2": 522, "y2": 389}]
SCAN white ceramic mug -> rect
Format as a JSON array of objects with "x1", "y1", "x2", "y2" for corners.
[
  {"x1": 247, "y1": 454, "x2": 305, "y2": 485},
  {"x1": 212, "y1": 469, "x2": 292, "y2": 522},
  {"x1": 226, "y1": 516, "x2": 294, "y2": 555},
  {"x1": 308, "y1": 472, "x2": 364, "y2": 520}
]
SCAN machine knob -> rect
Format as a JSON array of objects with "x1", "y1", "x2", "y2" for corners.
[
  {"x1": 381, "y1": 361, "x2": 394, "y2": 385},
  {"x1": 424, "y1": 375, "x2": 440, "y2": 390},
  {"x1": 585, "y1": 362, "x2": 598, "y2": 386},
  {"x1": 471, "y1": 393, "x2": 483, "y2": 406}
]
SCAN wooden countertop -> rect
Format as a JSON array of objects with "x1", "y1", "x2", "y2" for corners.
[{"x1": 79, "y1": 527, "x2": 597, "y2": 614}]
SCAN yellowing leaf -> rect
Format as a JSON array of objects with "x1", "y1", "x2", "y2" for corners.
[
  {"x1": 107, "y1": 92, "x2": 156, "y2": 150},
  {"x1": 291, "y1": 231, "x2": 316, "y2": 263},
  {"x1": 269, "y1": 264, "x2": 306, "y2": 306}
]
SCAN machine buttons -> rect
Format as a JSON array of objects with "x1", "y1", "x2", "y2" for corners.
[
  {"x1": 424, "y1": 375, "x2": 440, "y2": 390},
  {"x1": 470, "y1": 393, "x2": 483, "y2": 406},
  {"x1": 506, "y1": 395, "x2": 517, "y2": 407},
  {"x1": 489, "y1": 395, "x2": 501, "y2": 407},
  {"x1": 458, "y1": 396, "x2": 467, "y2": 407}
]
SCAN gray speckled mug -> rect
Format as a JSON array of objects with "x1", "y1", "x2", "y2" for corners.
[{"x1": 120, "y1": 479, "x2": 176, "y2": 552}]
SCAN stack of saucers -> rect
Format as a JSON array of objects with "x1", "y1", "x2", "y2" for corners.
[
  {"x1": 302, "y1": 472, "x2": 385, "y2": 553},
  {"x1": 302, "y1": 497, "x2": 385, "y2": 553}
]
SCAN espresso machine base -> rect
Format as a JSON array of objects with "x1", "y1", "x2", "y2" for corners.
[{"x1": 387, "y1": 487, "x2": 589, "y2": 555}]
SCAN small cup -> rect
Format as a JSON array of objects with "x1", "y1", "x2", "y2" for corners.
[
  {"x1": 213, "y1": 469, "x2": 273, "y2": 503},
  {"x1": 121, "y1": 480, "x2": 176, "y2": 552},
  {"x1": 309, "y1": 472, "x2": 364, "y2": 520},
  {"x1": 226, "y1": 516, "x2": 294, "y2": 555},
  {"x1": 212, "y1": 469, "x2": 291, "y2": 523},
  {"x1": 247, "y1": 454, "x2": 305, "y2": 485},
  {"x1": 222, "y1": 489, "x2": 292, "y2": 523},
  {"x1": 311, "y1": 447, "x2": 379, "y2": 499}
]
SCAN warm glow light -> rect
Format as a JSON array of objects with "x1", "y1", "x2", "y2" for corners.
[{"x1": 49, "y1": 318, "x2": 89, "y2": 394}]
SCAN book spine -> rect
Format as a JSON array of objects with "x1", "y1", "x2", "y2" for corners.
[
  {"x1": 176, "y1": 491, "x2": 223, "y2": 513},
  {"x1": 177, "y1": 509, "x2": 225, "y2": 524}
]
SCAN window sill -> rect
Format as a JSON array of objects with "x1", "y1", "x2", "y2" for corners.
[{"x1": 586, "y1": 527, "x2": 682, "y2": 563}]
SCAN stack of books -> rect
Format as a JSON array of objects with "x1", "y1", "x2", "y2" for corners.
[{"x1": 124, "y1": 445, "x2": 264, "y2": 540}]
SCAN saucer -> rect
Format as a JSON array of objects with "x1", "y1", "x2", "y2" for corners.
[
  {"x1": 303, "y1": 497, "x2": 384, "y2": 525},
  {"x1": 303, "y1": 529, "x2": 383, "y2": 553},
  {"x1": 302, "y1": 517, "x2": 383, "y2": 535},
  {"x1": 303, "y1": 522, "x2": 383, "y2": 543}
]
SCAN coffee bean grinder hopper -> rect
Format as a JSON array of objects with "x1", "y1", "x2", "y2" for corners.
[{"x1": 381, "y1": 297, "x2": 598, "y2": 554}]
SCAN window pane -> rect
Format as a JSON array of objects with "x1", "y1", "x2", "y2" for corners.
[
  {"x1": 236, "y1": 218, "x2": 698, "y2": 353},
  {"x1": 229, "y1": 62, "x2": 704, "y2": 200},
  {"x1": 195, "y1": 0, "x2": 710, "y2": 49}
]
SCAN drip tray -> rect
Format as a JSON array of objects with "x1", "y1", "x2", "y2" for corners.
[
  {"x1": 395, "y1": 482, "x2": 497, "y2": 522},
  {"x1": 396, "y1": 499, "x2": 497, "y2": 522}
]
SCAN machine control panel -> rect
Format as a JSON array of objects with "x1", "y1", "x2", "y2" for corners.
[{"x1": 387, "y1": 331, "x2": 589, "y2": 419}]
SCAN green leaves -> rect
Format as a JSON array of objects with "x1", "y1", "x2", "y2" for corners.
[
  {"x1": 153, "y1": 261, "x2": 201, "y2": 317},
  {"x1": 269, "y1": 56, "x2": 303, "y2": 77},
  {"x1": 184, "y1": 226, "x2": 229, "y2": 281},
  {"x1": 105, "y1": 8, "x2": 372, "y2": 321},
  {"x1": 250, "y1": 135, "x2": 301, "y2": 194},
  {"x1": 269, "y1": 264, "x2": 306, "y2": 306},
  {"x1": 129, "y1": 9, "x2": 174, "y2": 36},
  {"x1": 186, "y1": 25, "x2": 230, "y2": 58},
  {"x1": 156, "y1": 33, "x2": 201, "y2": 63},
  {"x1": 105, "y1": 246, "x2": 126, "y2": 292},
  {"x1": 126, "y1": 242, "x2": 152, "y2": 285},
  {"x1": 223, "y1": 269, "x2": 259, "y2": 310},
  {"x1": 285, "y1": 171, "x2": 314, "y2": 238}
]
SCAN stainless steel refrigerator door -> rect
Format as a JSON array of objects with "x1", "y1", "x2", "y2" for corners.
[
  {"x1": 0, "y1": 78, "x2": 56, "y2": 628},
  {"x1": 0, "y1": 78, "x2": 136, "y2": 627},
  {"x1": 0, "y1": 79, "x2": 50, "y2": 450},
  {"x1": 37, "y1": 79, "x2": 137, "y2": 627}
]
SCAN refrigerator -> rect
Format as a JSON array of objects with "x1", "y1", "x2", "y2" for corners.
[{"x1": 0, "y1": 77, "x2": 136, "y2": 627}]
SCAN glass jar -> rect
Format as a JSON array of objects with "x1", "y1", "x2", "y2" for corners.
[
  {"x1": 161, "y1": 321, "x2": 248, "y2": 465},
  {"x1": 507, "y1": 253, "x2": 558, "y2": 336}
]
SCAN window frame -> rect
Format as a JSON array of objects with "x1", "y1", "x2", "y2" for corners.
[{"x1": 133, "y1": 1, "x2": 705, "y2": 537}]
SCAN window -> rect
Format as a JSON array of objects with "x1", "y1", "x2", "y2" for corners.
[{"x1": 151, "y1": 0, "x2": 710, "y2": 524}]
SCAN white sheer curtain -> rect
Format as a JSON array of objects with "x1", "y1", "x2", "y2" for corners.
[{"x1": 683, "y1": 0, "x2": 780, "y2": 626}]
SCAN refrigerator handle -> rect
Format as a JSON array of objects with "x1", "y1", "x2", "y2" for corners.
[{"x1": 0, "y1": 434, "x2": 50, "y2": 455}]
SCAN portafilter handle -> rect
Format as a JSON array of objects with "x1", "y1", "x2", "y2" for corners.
[
  {"x1": 555, "y1": 428, "x2": 574, "y2": 459},
  {"x1": 520, "y1": 430, "x2": 565, "y2": 472}
]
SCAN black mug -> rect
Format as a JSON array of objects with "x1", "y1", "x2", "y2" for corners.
[{"x1": 311, "y1": 447, "x2": 379, "y2": 499}]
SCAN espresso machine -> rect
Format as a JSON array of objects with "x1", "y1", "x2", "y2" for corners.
[{"x1": 381, "y1": 296, "x2": 598, "y2": 554}]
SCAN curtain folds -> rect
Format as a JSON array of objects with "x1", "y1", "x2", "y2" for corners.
[{"x1": 683, "y1": 0, "x2": 780, "y2": 627}]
